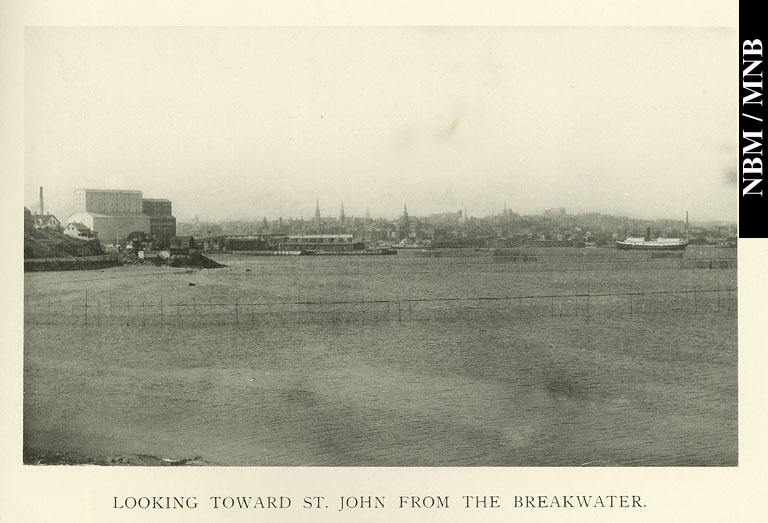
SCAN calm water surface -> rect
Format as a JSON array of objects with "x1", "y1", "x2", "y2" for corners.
[{"x1": 24, "y1": 252, "x2": 737, "y2": 465}]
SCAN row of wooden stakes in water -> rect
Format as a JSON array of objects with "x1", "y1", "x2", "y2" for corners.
[{"x1": 24, "y1": 288, "x2": 737, "y2": 326}]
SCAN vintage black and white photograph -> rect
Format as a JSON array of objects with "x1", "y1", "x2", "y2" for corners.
[{"x1": 22, "y1": 26, "x2": 738, "y2": 467}]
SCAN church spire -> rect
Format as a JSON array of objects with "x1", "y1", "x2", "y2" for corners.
[{"x1": 314, "y1": 197, "x2": 321, "y2": 221}]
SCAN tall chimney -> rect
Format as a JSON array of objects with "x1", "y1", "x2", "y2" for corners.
[{"x1": 39, "y1": 187, "x2": 44, "y2": 215}]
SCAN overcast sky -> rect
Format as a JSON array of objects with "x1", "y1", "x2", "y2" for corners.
[{"x1": 25, "y1": 27, "x2": 737, "y2": 222}]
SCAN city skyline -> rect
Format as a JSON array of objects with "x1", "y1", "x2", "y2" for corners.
[{"x1": 26, "y1": 188, "x2": 735, "y2": 226}]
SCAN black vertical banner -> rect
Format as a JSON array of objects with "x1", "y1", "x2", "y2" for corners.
[{"x1": 740, "y1": 11, "x2": 766, "y2": 237}]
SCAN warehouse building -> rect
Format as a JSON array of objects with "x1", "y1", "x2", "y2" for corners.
[{"x1": 67, "y1": 189, "x2": 150, "y2": 245}]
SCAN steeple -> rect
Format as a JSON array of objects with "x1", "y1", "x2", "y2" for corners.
[
  {"x1": 340, "y1": 201, "x2": 346, "y2": 224},
  {"x1": 314, "y1": 197, "x2": 321, "y2": 221},
  {"x1": 403, "y1": 203, "x2": 408, "y2": 218}
]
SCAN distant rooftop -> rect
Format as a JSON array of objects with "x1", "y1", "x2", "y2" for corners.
[
  {"x1": 74, "y1": 188, "x2": 143, "y2": 193},
  {"x1": 67, "y1": 222, "x2": 90, "y2": 231},
  {"x1": 143, "y1": 198, "x2": 171, "y2": 202},
  {"x1": 68, "y1": 211, "x2": 149, "y2": 218}
]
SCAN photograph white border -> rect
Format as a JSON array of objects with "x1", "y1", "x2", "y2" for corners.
[{"x1": 3, "y1": 2, "x2": 764, "y2": 522}]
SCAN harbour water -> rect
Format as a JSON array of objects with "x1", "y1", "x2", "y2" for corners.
[{"x1": 23, "y1": 249, "x2": 738, "y2": 466}]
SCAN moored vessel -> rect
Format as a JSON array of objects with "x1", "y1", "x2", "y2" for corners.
[
  {"x1": 616, "y1": 212, "x2": 689, "y2": 251},
  {"x1": 615, "y1": 235, "x2": 688, "y2": 250}
]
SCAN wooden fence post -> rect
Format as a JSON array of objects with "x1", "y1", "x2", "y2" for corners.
[
  {"x1": 694, "y1": 291, "x2": 698, "y2": 314},
  {"x1": 587, "y1": 291, "x2": 590, "y2": 317}
]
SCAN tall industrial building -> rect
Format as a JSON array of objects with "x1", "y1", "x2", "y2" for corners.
[
  {"x1": 67, "y1": 189, "x2": 151, "y2": 244},
  {"x1": 73, "y1": 188, "x2": 144, "y2": 213},
  {"x1": 142, "y1": 198, "x2": 177, "y2": 246}
]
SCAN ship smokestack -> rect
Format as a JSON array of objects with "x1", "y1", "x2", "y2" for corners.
[{"x1": 39, "y1": 186, "x2": 44, "y2": 215}]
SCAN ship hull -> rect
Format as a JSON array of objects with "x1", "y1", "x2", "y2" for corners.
[{"x1": 615, "y1": 241, "x2": 688, "y2": 251}]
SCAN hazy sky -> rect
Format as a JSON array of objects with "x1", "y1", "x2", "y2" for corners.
[{"x1": 25, "y1": 27, "x2": 737, "y2": 222}]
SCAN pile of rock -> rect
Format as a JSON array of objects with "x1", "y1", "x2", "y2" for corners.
[{"x1": 117, "y1": 252, "x2": 139, "y2": 265}]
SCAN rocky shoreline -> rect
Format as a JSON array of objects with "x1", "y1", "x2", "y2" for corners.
[{"x1": 24, "y1": 449, "x2": 213, "y2": 466}]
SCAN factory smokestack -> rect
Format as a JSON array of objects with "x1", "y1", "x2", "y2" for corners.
[{"x1": 39, "y1": 186, "x2": 44, "y2": 215}]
